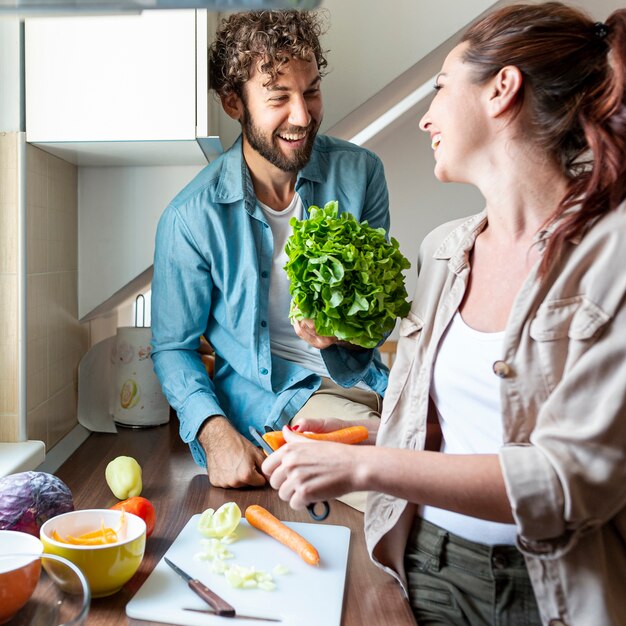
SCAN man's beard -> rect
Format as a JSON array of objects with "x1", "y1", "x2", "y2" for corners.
[{"x1": 241, "y1": 106, "x2": 318, "y2": 173}]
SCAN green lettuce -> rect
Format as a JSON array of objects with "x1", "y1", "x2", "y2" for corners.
[{"x1": 285, "y1": 200, "x2": 411, "y2": 349}]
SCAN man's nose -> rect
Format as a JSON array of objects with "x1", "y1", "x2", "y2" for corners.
[{"x1": 289, "y1": 96, "x2": 312, "y2": 128}]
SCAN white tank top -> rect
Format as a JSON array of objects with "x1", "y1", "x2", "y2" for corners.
[
  {"x1": 422, "y1": 311, "x2": 518, "y2": 545},
  {"x1": 258, "y1": 194, "x2": 329, "y2": 378}
]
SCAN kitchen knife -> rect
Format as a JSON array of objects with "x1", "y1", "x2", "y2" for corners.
[
  {"x1": 249, "y1": 426, "x2": 330, "y2": 522},
  {"x1": 165, "y1": 557, "x2": 236, "y2": 617}
]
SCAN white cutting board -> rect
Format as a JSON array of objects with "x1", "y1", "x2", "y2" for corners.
[{"x1": 126, "y1": 514, "x2": 351, "y2": 626}]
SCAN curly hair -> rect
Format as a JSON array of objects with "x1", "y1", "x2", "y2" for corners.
[{"x1": 209, "y1": 10, "x2": 329, "y2": 100}]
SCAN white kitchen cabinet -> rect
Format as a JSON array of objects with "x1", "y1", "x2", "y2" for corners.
[{"x1": 24, "y1": 9, "x2": 221, "y2": 165}]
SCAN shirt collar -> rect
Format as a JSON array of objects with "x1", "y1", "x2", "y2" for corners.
[
  {"x1": 214, "y1": 135, "x2": 248, "y2": 204},
  {"x1": 296, "y1": 136, "x2": 324, "y2": 184},
  {"x1": 434, "y1": 210, "x2": 488, "y2": 273},
  {"x1": 534, "y1": 203, "x2": 587, "y2": 246}
]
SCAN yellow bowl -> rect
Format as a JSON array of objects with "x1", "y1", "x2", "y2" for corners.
[
  {"x1": 0, "y1": 530, "x2": 44, "y2": 623},
  {"x1": 40, "y1": 509, "x2": 146, "y2": 598}
]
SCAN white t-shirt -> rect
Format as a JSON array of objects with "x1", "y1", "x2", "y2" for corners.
[
  {"x1": 422, "y1": 311, "x2": 518, "y2": 545},
  {"x1": 258, "y1": 194, "x2": 330, "y2": 378}
]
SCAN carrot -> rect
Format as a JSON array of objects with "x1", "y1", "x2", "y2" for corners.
[
  {"x1": 262, "y1": 425, "x2": 369, "y2": 451},
  {"x1": 245, "y1": 505, "x2": 320, "y2": 566},
  {"x1": 52, "y1": 523, "x2": 118, "y2": 545},
  {"x1": 262, "y1": 430, "x2": 287, "y2": 451}
]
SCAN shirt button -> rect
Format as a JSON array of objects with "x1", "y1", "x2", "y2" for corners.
[
  {"x1": 261, "y1": 271, "x2": 268, "y2": 278},
  {"x1": 263, "y1": 223, "x2": 269, "y2": 229},
  {"x1": 261, "y1": 320, "x2": 267, "y2": 327},
  {"x1": 492, "y1": 360, "x2": 512, "y2": 378},
  {"x1": 260, "y1": 368, "x2": 268, "y2": 375}
]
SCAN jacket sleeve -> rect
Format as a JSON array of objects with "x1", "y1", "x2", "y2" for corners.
[
  {"x1": 500, "y1": 294, "x2": 626, "y2": 559},
  {"x1": 150, "y1": 205, "x2": 226, "y2": 456},
  {"x1": 321, "y1": 152, "x2": 391, "y2": 394}
]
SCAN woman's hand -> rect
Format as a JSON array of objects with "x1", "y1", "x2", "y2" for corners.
[
  {"x1": 289, "y1": 416, "x2": 380, "y2": 445},
  {"x1": 289, "y1": 416, "x2": 353, "y2": 434},
  {"x1": 262, "y1": 426, "x2": 365, "y2": 511}
]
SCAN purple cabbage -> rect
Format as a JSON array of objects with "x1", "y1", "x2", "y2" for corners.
[{"x1": 0, "y1": 471, "x2": 74, "y2": 536}]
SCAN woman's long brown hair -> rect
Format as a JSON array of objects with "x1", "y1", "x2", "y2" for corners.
[{"x1": 461, "y1": 2, "x2": 626, "y2": 276}]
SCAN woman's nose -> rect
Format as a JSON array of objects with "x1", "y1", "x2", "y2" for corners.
[{"x1": 419, "y1": 112, "x2": 431, "y2": 132}]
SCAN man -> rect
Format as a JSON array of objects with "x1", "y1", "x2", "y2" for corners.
[{"x1": 151, "y1": 10, "x2": 390, "y2": 489}]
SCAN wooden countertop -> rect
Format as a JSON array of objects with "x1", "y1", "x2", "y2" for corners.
[{"x1": 55, "y1": 421, "x2": 416, "y2": 626}]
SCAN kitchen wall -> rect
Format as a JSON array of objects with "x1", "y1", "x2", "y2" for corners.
[
  {"x1": 25, "y1": 144, "x2": 88, "y2": 448},
  {"x1": 78, "y1": 165, "x2": 203, "y2": 319},
  {"x1": 0, "y1": 133, "x2": 19, "y2": 441}
]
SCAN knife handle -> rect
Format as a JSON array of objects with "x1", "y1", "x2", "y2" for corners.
[{"x1": 189, "y1": 579, "x2": 236, "y2": 617}]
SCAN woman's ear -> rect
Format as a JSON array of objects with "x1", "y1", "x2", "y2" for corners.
[
  {"x1": 487, "y1": 65, "x2": 523, "y2": 118},
  {"x1": 221, "y1": 92, "x2": 244, "y2": 121}
]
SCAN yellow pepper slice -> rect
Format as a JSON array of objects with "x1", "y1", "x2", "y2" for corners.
[{"x1": 198, "y1": 502, "x2": 242, "y2": 538}]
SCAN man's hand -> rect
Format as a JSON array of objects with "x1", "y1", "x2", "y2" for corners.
[
  {"x1": 292, "y1": 318, "x2": 337, "y2": 349},
  {"x1": 292, "y1": 318, "x2": 367, "y2": 352},
  {"x1": 198, "y1": 416, "x2": 266, "y2": 488}
]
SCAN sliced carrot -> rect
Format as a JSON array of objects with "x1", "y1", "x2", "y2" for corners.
[
  {"x1": 52, "y1": 520, "x2": 120, "y2": 545},
  {"x1": 53, "y1": 529, "x2": 117, "y2": 545},
  {"x1": 70, "y1": 531, "x2": 117, "y2": 544},
  {"x1": 70, "y1": 525, "x2": 112, "y2": 540},
  {"x1": 262, "y1": 425, "x2": 369, "y2": 451},
  {"x1": 245, "y1": 505, "x2": 320, "y2": 566}
]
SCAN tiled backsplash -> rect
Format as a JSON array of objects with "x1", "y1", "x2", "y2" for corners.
[
  {"x1": 26, "y1": 143, "x2": 89, "y2": 448},
  {"x1": 0, "y1": 132, "x2": 88, "y2": 448}
]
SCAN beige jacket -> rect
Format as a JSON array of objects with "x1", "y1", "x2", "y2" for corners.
[{"x1": 366, "y1": 203, "x2": 626, "y2": 626}]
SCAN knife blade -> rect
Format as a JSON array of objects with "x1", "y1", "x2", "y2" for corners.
[
  {"x1": 248, "y1": 426, "x2": 275, "y2": 457},
  {"x1": 183, "y1": 608, "x2": 282, "y2": 622},
  {"x1": 248, "y1": 426, "x2": 330, "y2": 522},
  {"x1": 164, "y1": 557, "x2": 236, "y2": 617}
]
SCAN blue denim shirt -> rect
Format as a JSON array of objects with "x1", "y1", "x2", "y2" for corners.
[{"x1": 151, "y1": 134, "x2": 390, "y2": 467}]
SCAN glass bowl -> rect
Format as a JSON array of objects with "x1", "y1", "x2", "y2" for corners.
[{"x1": 0, "y1": 553, "x2": 90, "y2": 626}]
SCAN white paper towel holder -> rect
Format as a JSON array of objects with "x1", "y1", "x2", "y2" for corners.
[{"x1": 112, "y1": 294, "x2": 170, "y2": 429}]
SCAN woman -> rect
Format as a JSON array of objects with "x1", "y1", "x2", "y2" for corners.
[{"x1": 263, "y1": 3, "x2": 626, "y2": 625}]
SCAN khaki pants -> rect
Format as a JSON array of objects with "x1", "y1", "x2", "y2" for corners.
[{"x1": 290, "y1": 377, "x2": 382, "y2": 513}]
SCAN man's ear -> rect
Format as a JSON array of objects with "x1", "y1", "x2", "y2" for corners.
[
  {"x1": 221, "y1": 92, "x2": 244, "y2": 121},
  {"x1": 487, "y1": 65, "x2": 523, "y2": 118}
]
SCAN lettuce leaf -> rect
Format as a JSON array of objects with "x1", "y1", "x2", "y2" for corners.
[{"x1": 285, "y1": 200, "x2": 411, "y2": 349}]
